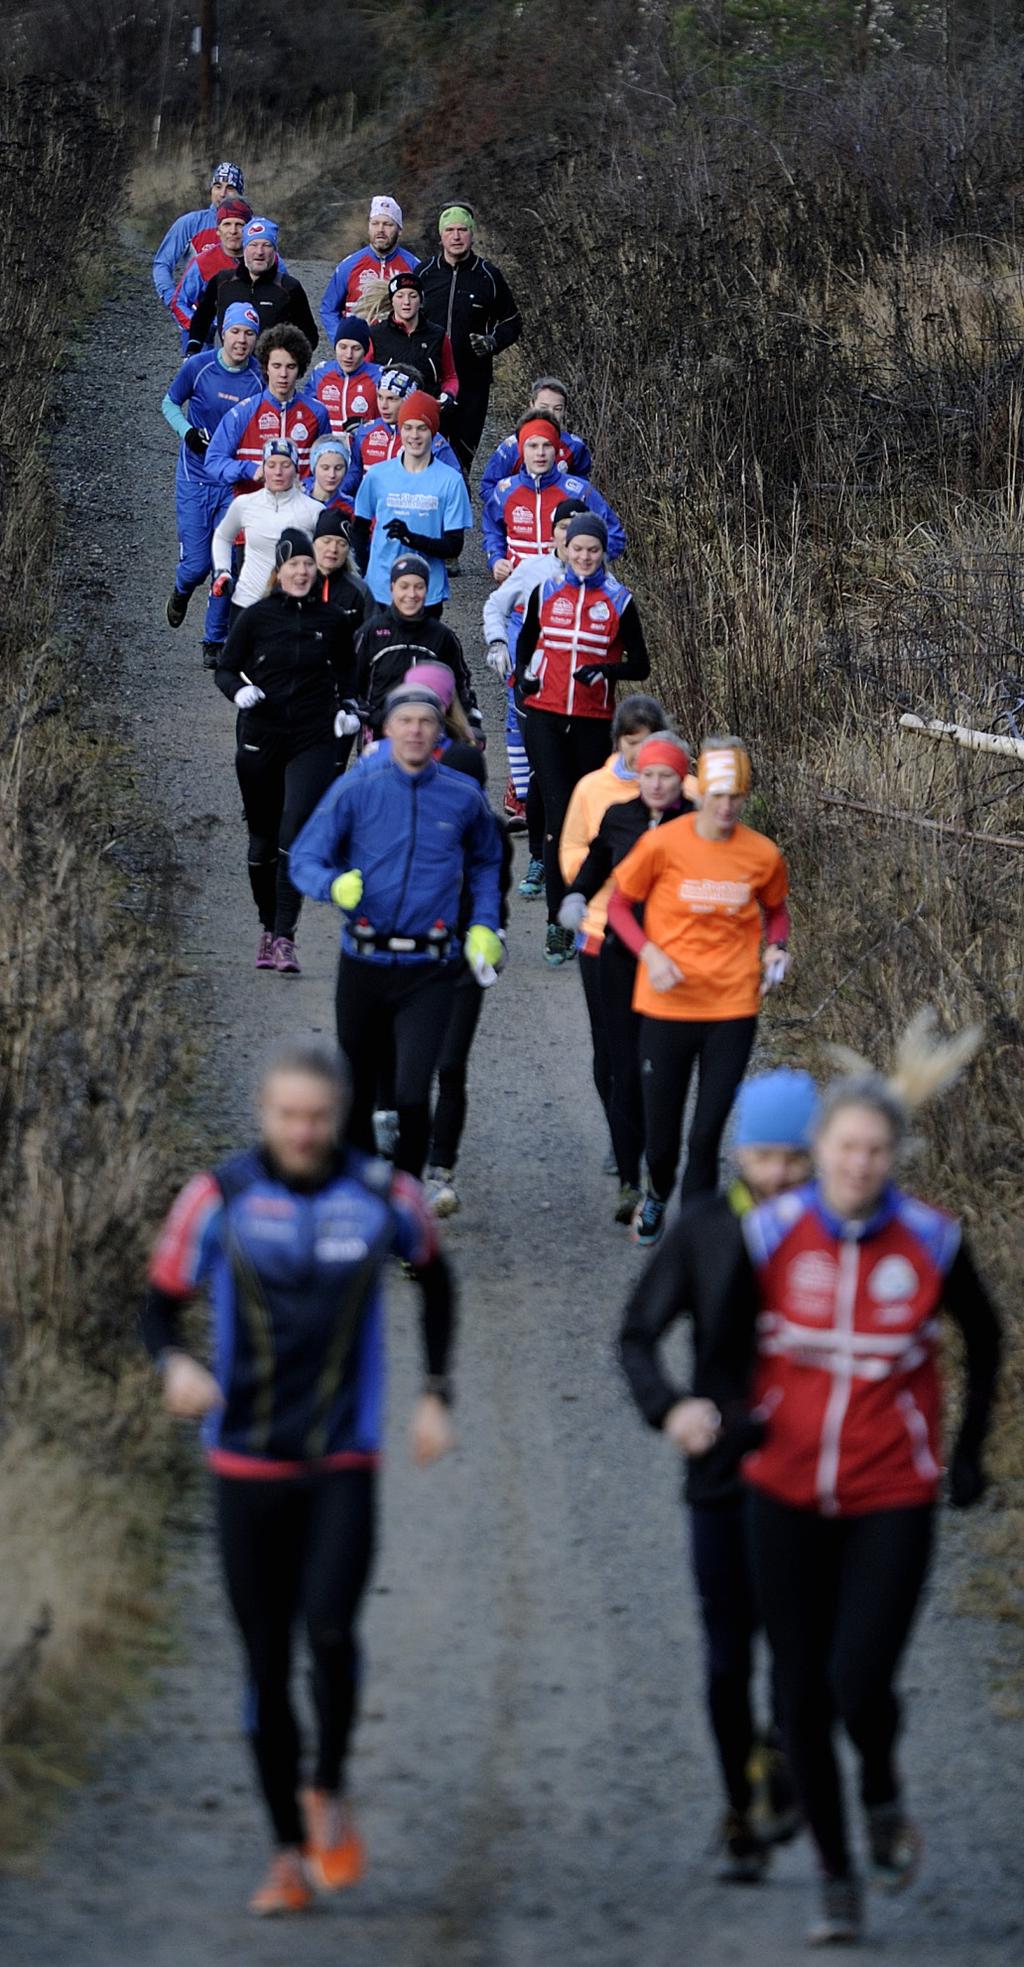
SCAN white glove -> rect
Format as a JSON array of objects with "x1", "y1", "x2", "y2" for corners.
[
  {"x1": 468, "y1": 951, "x2": 499, "y2": 987},
  {"x1": 233, "y1": 684, "x2": 265, "y2": 710},
  {"x1": 557, "y1": 893, "x2": 588, "y2": 932},
  {"x1": 761, "y1": 946, "x2": 791, "y2": 995},
  {"x1": 486, "y1": 640, "x2": 512, "y2": 680},
  {"x1": 335, "y1": 708, "x2": 361, "y2": 738}
]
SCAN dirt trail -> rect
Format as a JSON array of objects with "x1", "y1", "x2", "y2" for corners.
[{"x1": 0, "y1": 249, "x2": 1021, "y2": 1967}]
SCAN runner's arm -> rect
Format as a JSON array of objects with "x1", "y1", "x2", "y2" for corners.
[
  {"x1": 619, "y1": 1218, "x2": 698, "y2": 1424},
  {"x1": 184, "y1": 274, "x2": 219, "y2": 355},
  {"x1": 214, "y1": 606, "x2": 258, "y2": 699},
  {"x1": 289, "y1": 777, "x2": 356, "y2": 900},
  {"x1": 438, "y1": 336, "x2": 459, "y2": 398},
  {"x1": 942, "y1": 1240, "x2": 1002, "y2": 1504},
  {"x1": 463, "y1": 793, "x2": 505, "y2": 931},
  {"x1": 161, "y1": 391, "x2": 192, "y2": 439},
  {"x1": 487, "y1": 267, "x2": 522, "y2": 353},
  {"x1": 391, "y1": 524, "x2": 465, "y2": 561},
  {"x1": 211, "y1": 498, "x2": 246, "y2": 576},
  {"x1": 152, "y1": 211, "x2": 198, "y2": 303},
  {"x1": 513, "y1": 587, "x2": 542, "y2": 688}
]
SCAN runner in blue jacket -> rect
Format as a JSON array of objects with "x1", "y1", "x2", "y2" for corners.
[
  {"x1": 151, "y1": 162, "x2": 246, "y2": 336},
  {"x1": 162, "y1": 301, "x2": 263, "y2": 659},
  {"x1": 291, "y1": 678, "x2": 503, "y2": 1178},
  {"x1": 480, "y1": 375, "x2": 593, "y2": 506}
]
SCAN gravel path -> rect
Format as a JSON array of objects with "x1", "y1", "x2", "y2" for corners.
[{"x1": 0, "y1": 246, "x2": 1020, "y2": 1966}]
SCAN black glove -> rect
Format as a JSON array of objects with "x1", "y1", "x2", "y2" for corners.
[
  {"x1": 185, "y1": 426, "x2": 210, "y2": 455},
  {"x1": 468, "y1": 706, "x2": 487, "y2": 750},
  {"x1": 574, "y1": 663, "x2": 610, "y2": 688},
  {"x1": 948, "y1": 1444, "x2": 988, "y2": 1509},
  {"x1": 520, "y1": 674, "x2": 541, "y2": 697},
  {"x1": 385, "y1": 518, "x2": 411, "y2": 544},
  {"x1": 469, "y1": 332, "x2": 496, "y2": 358}
]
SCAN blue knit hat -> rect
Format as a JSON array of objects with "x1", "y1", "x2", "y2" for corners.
[
  {"x1": 223, "y1": 301, "x2": 260, "y2": 333},
  {"x1": 733, "y1": 1070, "x2": 819, "y2": 1149},
  {"x1": 309, "y1": 434, "x2": 349, "y2": 470},
  {"x1": 334, "y1": 314, "x2": 372, "y2": 353}
]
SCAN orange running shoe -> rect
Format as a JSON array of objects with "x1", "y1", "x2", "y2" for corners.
[
  {"x1": 301, "y1": 1788, "x2": 366, "y2": 1891},
  {"x1": 248, "y1": 1849, "x2": 313, "y2": 1917}
]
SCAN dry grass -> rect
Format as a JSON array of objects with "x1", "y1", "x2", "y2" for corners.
[{"x1": 0, "y1": 80, "x2": 192, "y2": 1813}]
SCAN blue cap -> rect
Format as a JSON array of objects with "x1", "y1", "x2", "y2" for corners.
[
  {"x1": 222, "y1": 301, "x2": 260, "y2": 334},
  {"x1": 733, "y1": 1070, "x2": 819, "y2": 1150},
  {"x1": 243, "y1": 216, "x2": 278, "y2": 248},
  {"x1": 262, "y1": 436, "x2": 299, "y2": 466}
]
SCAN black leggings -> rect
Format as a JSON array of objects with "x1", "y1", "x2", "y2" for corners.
[
  {"x1": 578, "y1": 951, "x2": 613, "y2": 1130},
  {"x1": 235, "y1": 730, "x2": 339, "y2": 938},
  {"x1": 748, "y1": 1491, "x2": 934, "y2": 1879},
  {"x1": 691, "y1": 1499, "x2": 764, "y2": 1815},
  {"x1": 524, "y1": 710, "x2": 611, "y2": 921},
  {"x1": 216, "y1": 1469, "x2": 376, "y2": 1849},
  {"x1": 429, "y1": 964, "x2": 485, "y2": 1170},
  {"x1": 335, "y1": 954, "x2": 460, "y2": 1177},
  {"x1": 639, "y1": 1014, "x2": 757, "y2": 1201},
  {"x1": 601, "y1": 937, "x2": 643, "y2": 1186}
]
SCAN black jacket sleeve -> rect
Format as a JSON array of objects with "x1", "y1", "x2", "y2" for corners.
[
  {"x1": 185, "y1": 272, "x2": 221, "y2": 354},
  {"x1": 140, "y1": 1284, "x2": 185, "y2": 1359},
  {"x1": 568, "y1": 825, "x2": 614, "y2": 902},
  {"x1": 411, "y1": 1247, "x2": 456, "y2": 1390},
  {"x1": 487, "y1": 264, "x2": 522, "y2": 354},
  {"x1": 440, "y1": 623, "x2": 477, "y2": 718},
  {"x1": 400, "y1": 525, "x2": 465, "y2": 562},
  {"x1": 618, "y1": 1216, "x2": 697, "y2": 1428},
  {"x1": 514, "y1": 585, "x2": 542, "y2": 691},
  {"x1": 214, "y1": 606, "x2": 258, "y2": 700},
  {"x1": 942, "y1": 1239, "x2": 1002, "y2": 1503},
  {"x1": 349, "y1": 516, "x2": 371, "y2": 573},
  {"x1": 285, "y1": 277, "x2": 320, "y2": 353}
]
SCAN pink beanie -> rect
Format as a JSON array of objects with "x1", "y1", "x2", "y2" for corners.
[{"x1": 403, "y1": 661, "x2": 455, "y2": 708}]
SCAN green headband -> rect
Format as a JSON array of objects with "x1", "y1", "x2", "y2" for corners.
[{"x1": 439, "y1": 205, "x2": 474, "y2": 232}]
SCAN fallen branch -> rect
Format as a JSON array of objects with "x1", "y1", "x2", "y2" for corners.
[
  {"x1": 899, "y1": 713, "x2": 1024, "y2": 761},
  {"x1": 818, "y1": 790, "x2": 1024, "y2": 850}
]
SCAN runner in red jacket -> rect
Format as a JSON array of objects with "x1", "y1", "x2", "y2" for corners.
[{"x1": 741, "y1": 1021, "x2": 1001, "y2": 1945}]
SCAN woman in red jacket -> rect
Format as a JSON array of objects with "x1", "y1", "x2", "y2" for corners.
[
  {"x1": 741, "y1": 1017, "x2": 1001, "y2": 1946},
  {"x1": 515, "y1": 512, "x2": 650, "y2": 966}
]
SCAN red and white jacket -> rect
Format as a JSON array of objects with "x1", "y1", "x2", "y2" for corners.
[
  {"x1": 168, "y1": 219, "x2": 221, "y2": 328},
  {"x1": 309, "y1": 359, "x2": 380, "y2": 435},
  {"x1": 742, "y1": 1183, "x2": 962, "y2": 1517},
  {"x1": 523, "y1": 568, "x2": 633, "y2": 719}
]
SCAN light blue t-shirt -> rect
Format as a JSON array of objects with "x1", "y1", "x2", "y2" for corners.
[{"x1": 356, "y1": 454, "x2": 473, "y2": 606}]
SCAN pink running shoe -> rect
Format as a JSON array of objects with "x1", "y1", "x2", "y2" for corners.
[
  {"x1": 256, "y1": 930, "x2": 276, "y2": 969},
  {"x1": 273, "y1": 936, "x2": 301, "y2": 974}
]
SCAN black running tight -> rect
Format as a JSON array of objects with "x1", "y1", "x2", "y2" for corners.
[
  {"x1": 639, "y1": 1014, "x2": 757, "y2": 1201},
  {"x1": 235, "y1": 732, "x2": 339, "y2": 939},
  {"x1": 216, "y1": 1469, "x2": 376, "y2": 1849},
  {"x1": 524, "y1": 710, "x2": 611, "y2": 921},
  {"x1": 748, "y1": 1491, "x2": 934, "y2": 1879}
]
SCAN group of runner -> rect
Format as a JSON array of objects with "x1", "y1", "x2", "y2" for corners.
[{"x1": 145, "y1": 167, "x2": 1004, "y2": 1945}]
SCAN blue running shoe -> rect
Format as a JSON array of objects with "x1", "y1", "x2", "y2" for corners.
[{"x1": 631, "y1": 1192, "x2": 666, "y2": 1246}]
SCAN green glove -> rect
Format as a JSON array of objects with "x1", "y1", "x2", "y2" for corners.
[
  {"x1": 330, "y1": 869, "x2": 364, "y2": 911},
  {"x1": 464, "y1": 924, "x2": 503, "y2": 969}
]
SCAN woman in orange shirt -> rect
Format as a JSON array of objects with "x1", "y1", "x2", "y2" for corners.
[{"x1": 606, "y1": 737, "x2": 791, "y2": 1245}]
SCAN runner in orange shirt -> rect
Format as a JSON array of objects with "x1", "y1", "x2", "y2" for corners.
[{"x1": 606, "y1": 737, "x2": 791, "y2": 1244}]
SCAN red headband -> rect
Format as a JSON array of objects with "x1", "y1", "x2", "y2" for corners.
[
  {"x1": 635, "y1": 736, "x2": 691, "y2": 776},
  {"x1": 517, "y1": 416, "x2": 559, "y2": 457}
]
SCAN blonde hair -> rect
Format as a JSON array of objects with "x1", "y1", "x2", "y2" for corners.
[
  {"x1": 445, "y1": 698, "x2": 472, "y2": 744},
  {"x1": 351, "y1": 276, "x2": 392, "y2": 324},
  {"x1": 821, "y1": 1008, "x2": 983, "y2": 1142}
]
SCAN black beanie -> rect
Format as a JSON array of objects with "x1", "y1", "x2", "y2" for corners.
[
  {"x1": 314, "y1": 507, "x2": 351, "y2": 540},
  {"x1": 275, "y1": 527, "x2": 315, "y2": 566},
  {"x1": 552, "y1": 497, "x2": 589, "y2": 528}
]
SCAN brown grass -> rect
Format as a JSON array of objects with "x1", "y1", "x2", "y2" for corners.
[{"x1": 0, "y1": 80, "x2": 191, "y2": 1810}]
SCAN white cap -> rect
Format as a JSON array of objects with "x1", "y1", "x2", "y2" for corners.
[{"x1": 369, "y1": 195, "x2": 403, "y2": 229}]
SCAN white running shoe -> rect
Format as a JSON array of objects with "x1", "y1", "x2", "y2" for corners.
[{"x1": 424, "y1": 1167, "x2": 459, "y2": 1217}]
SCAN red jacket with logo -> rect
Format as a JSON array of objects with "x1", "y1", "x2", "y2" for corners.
[
  {"x1": 168, "y1": 220, "x2": 221, "y2": 327},
  {"x1": 309, "y1": 360, "x2": 381, "y2": 435},
  {"x1": 519, "y1": 569, "x2": 637, "y2": 719},
  {"x1": 204, "y1": 389, "x2": 331, "y2": 489},
  {"x1": 743, "y1": 1183, "x2": 964, "y2": 1516}
]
